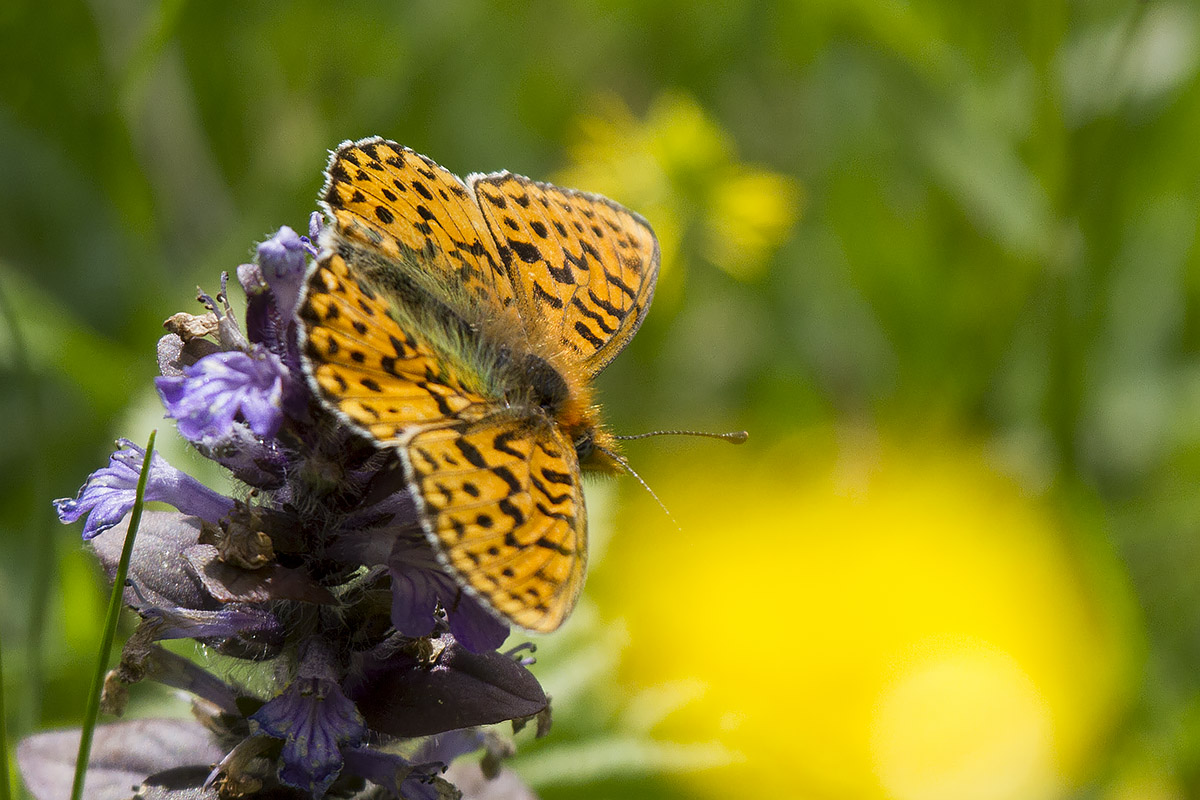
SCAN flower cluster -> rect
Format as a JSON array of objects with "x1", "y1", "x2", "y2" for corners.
[{"x1": 23, "y1": 220, "x2": 548, "y2": 800}]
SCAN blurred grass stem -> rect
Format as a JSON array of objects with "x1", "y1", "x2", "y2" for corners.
[
  {"x1": 0, "y1": 631, "x2": 10, "y2": 800},
  {"x1": 0, "y1": 278, "x2": 52, "y2": 733}
]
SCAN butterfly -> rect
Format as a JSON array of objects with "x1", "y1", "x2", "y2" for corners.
[{"x1": 297, "y1": 137, "x2": 659, "y2": 632}]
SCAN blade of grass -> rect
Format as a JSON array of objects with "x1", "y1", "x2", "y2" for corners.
[{"x1": 69, "y1": 430, "x2": 156, "y2": 800}]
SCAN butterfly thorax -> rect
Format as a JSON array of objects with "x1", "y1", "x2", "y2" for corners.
[
  {"x1": 443, "y1": 304, "x2": 624, "y2": 477},
  {"x1": 322, "y1": 235, "x2": 620, "y2": 473}
]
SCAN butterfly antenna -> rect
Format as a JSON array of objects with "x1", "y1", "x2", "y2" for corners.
[
  {"x1": 614, "y1": 429, "x2": 749, "y2": 444},
  {"x1": 595, "y1": 444, "x2": 682, "y2": 533}
]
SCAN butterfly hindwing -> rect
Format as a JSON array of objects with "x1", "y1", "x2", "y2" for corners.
[
  {"x1": 405, "y1": 418, "x2": 586, "y2": 633},
  {"x1": 471, "y1": 172, "x2": 660, "y2": 375}
]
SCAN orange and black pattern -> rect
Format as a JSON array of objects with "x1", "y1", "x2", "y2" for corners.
[
  {"x1": 471, "y1": 173, "x2": 659, "y2": 374},
  {"x1": 322, "y1": 138, "x2": 516, "y2": 312},
  {"x1": 299, "y1": 250, "x2": 490, "y2": 442},
  {"x1": 299, "y1": 137, "x2": 659, "y2": 632},
  {"x1": 406, "y1": 418, "x2": 585, "y2": 632}
]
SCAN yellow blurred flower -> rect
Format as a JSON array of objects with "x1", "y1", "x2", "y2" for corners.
[
  {"x1": 557, "y1": 93, "x2": 802, "y2": 289},
  {"x1": 591, "y1": 427, "x2": 1137, "y2": 799}
]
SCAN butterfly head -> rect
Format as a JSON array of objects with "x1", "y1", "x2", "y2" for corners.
[{"x1": 572, "y1": 424, "x2": 624, "y2": 475}]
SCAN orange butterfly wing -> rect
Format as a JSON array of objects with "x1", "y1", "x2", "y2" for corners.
[
  {"x1": 321, "y1": 137, "x2": 517, "y2": 314},
  {"x1": 298, "y1": 248, "x2": 492, "y2": 441},
  {"x1": 404, "y1": 418, "x2": 585, "y2": 632},
  {"x1": 471, "y1": 172, "x2": 660, "y2": 374}
]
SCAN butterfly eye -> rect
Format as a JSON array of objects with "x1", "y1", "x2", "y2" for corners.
[
  {"x1": 517, "y1": 352, "x2": 570, "y2": 414},
  {"x1": 573, "y1": 429, "x2": 596, "y2": 461}
]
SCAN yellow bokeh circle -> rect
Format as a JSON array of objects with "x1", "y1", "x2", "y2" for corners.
[{"x1": 591, "y1": 427, "x2": 1135, "y2": 799}]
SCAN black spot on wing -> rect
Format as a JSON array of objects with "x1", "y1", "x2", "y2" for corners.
[
  {"x1": 499, "y1": 497, "x2": 526, "y2": 527},
  {"x1": 454, "y1": 438, "x2": 488, "y2": 468},
  {"x1": 492, "y1": 430, "x2": 525, "y2": 458},
  {"x1": 491, "y1": 465, "x2": 523, "y2": 495},
  {"x1": 529, "y1": 473, "x2": 571, "y2": 506},
  {"x1": 532, "y1": 281, "x2": 564, "y2": 309},
  {"x1": 508, "y1": 239, "x2": 542, "y2": 263},
  {"x1": 574, "y1": 321, "x2": 604, "y2": 349},
  {"x1": 541, "y1": 468, "x2": 573, "y2": 485},
  {"x1": 535, "y1": 533, "x2": 573, "y2": 555},
  {"x1": 570, "y1": 295, "x2": 616, "y2": 334},
  {"x1": 603, "y1": 266, "x2": 638, "y2": 301}
]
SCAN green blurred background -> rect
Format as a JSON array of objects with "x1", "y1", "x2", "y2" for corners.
[{"x1": 2, "y1": 1, "x2": 1199, "y2": 798}]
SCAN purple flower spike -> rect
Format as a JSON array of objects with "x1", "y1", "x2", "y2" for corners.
[
  {"x1": 252, "y1": 678, "x2": 365, "y2": 797},
  {"x1": 257, "y1": 226, "x2": 309, "y2": 323},
  {"x1": 54, "y1": 440, "x2": 235, "y2": 540},
  {"x1": 156, "y1": 349, "x2": 287, "y2": 444},
  {"x1": 34, "y1": 197, "x2": 564, "y2": 799}
]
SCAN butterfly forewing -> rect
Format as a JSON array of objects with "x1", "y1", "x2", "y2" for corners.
[
  {"x1": 299, "y1": 251, "x2": 492, "y2": 441},
  {"x1": 322, "y1": 137, "x2": 517, "y2": 314},
  {"x1": 471, "y1": 173, "x2": 660, "y2": 375},
  {"x1": 405, "y1": 419, "x2": 586, "y2": 632}
]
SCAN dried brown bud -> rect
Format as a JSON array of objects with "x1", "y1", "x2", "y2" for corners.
[{"x1": 164, "y1": 311, "x2": 221, "y2": 341}]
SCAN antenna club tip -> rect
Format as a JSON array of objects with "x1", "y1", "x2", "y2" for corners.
[{"x1": 727, "y1": 431, "x2": 750, "y2": 444}]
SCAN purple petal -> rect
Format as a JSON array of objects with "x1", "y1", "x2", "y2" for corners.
[
  {"x1": 185, "y1": 544, "x2": 336, "y2": 605},
  {"x1": 156, "y1": 349, "x2": 286, "y2": 443},
  {"x1": 447, "y1": 593, "x2": 510, "y2": 654},
  {"x1": 236, "y1": 261, "x2": 266, "y2": 296},
  {"x1": 89, "y1": 512, "x2": 214, "y2": 611},
  {"x1": 117, "y1": 604, "x2": 283, "y2": 662},
  {"x1": 156, "y1": 332, "x2": 222, "y2": 378},
  {"x1": 190, "y1": 423, "x2": 288, "y2": 489},
  {"x1": 238, "y1": 260, "x2": 294, "y2": 359},
  {"x1": 54, "y1": 441, "x2": 235, "y2": 540},
  {"x1": 348, "y1": 636, "x2": 546, "y2": 738},
  {"x1": 341, "y1": 748, "x2": 456, "y2": 800},
  {"x1": 252, "y1": 678, "x2": 365, "y2": 797},
  {"x1": 17, "y1": 719, "x2": 223, "y2": 800},
  {"x1": 256, "y1": 226, "x2": 308, "y2": 324},
  {"x1": 307, "y1": 211, "x2": 323, "y2": 246},
  {"x1": 447, "y1": 761, "x2": 540, "y2": 800},
  {"x1": 412, "y1": 729, "x2": 486, "y2": 766},
  {"x1": 389, "y1": 540, "x2": 509, "y2": 653},
  {"x1": 389, "y1": 559, "x2": 443, "y2": 639}
]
